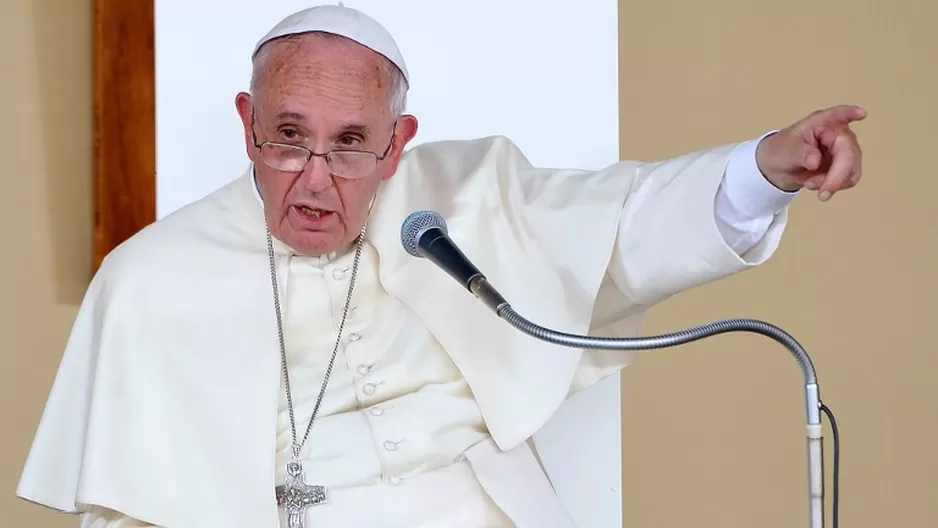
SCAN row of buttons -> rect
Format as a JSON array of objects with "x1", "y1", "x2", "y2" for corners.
[
  {"x1": 366, "y1": 399, "x2": 404, "y2": 485},
  {"x1": 328, "y1": 259, "x2": 403, "y2": 486}
]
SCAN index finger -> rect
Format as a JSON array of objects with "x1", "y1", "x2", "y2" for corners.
[{"x1": 818, "y1": 105, "x2": 868, "y2": 125}]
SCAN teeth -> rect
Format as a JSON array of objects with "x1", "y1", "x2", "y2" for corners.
[{"x1": 301, "y1": 206, "x2": 323, "y2": 218}]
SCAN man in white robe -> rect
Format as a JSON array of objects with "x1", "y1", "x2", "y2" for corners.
[{"x1": 16, "y1": 5, "x2": 866, "y2": 528}]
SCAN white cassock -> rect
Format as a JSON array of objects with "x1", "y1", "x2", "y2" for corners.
[{"x1": 17, "y1": 133, "x2": 793, "y2": 527}]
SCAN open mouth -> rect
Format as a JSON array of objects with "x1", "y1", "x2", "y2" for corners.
[
  {"x1": 293, "y1": 205, "x2": 336, "y2": 224},
  {"x1": 299, "y1": 205, "x2": 330, "y2": 218}
]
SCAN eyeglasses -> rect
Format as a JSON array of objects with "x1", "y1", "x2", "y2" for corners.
[{"x1": 251, "y1": 120, "x2": 396, "y2": 180}]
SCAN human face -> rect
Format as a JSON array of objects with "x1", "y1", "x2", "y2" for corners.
[{"x1": 235, "y1": 34, "x2": 418, "y2": 256}]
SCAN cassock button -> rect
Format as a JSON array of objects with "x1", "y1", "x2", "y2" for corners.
[
  {"x1": 369, "y1": 406, "x2": 384, "y2": 416},
  {"x1": 357, "y1": 364, "x2": 371, "y2": 375},
  {"x1": 332, "y1": 267, "x2": 349, "y2": 280},
  {"x1": 383, "y1": 440, "x2": 399, "y2": 451},
  {"x1": 348, "y1": 333, "x2": 362, "y2": 342},
  {"x1": 388, "y1": 476, "x2": 401, "y2": 485},
  {"x1": 362, "y1": 383, "x2": 377, "y2": 395}
]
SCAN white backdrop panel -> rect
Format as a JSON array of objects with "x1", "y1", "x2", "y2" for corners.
[{"x1": 155, "y1": 1, "x2": 621, "y2": 526}]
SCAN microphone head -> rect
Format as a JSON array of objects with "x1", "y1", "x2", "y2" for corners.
[{"x1": 401, "y1": 210, "x2": 448, "y2": 257}]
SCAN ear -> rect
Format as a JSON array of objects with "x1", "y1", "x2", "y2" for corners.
[
  {"x1": 234, "y1": 92, "x2": 256, "y2": 159},
  {"x1": 396, "y1": 114, "x2": 419, "y2": 146},
  {"x1": 382, "y1": 114, "x2": 419, "y2": 181}
]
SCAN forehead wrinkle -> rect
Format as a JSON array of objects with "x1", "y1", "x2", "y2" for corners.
[
  {"x1": 255, "y1": 33, "x2": 397, "y2": 119},
  {"x1": 266, "y1": 62, "x2": 383, "y2": 118},
  {"x1": 267, "y1": 35, "x2": 387, "y2": 86}
]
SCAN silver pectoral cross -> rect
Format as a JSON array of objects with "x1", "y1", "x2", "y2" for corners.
[{"x1": 275, "y1": 461, "x2": 327, "y2": 528}]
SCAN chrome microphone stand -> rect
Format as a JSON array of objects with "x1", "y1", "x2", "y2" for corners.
[{"x1": 469, "y1": 276, "x2": 837, "y2": 528}]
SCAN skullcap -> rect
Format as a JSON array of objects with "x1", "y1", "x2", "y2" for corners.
[{"x1": 253, "y1": 4, "x2": 409, "y2": 86}]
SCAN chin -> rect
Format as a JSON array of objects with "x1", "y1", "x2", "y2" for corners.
[{"x1": 271, "y1": 211, "x2": 346, "y2": 255}]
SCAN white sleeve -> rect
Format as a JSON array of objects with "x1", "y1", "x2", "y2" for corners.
[
  {"x1": 80, "y1": 506, "x2": 158, "y2": 528},
  {"x1": 715, "y1": 131, "x2": 798, "y2": 255}
]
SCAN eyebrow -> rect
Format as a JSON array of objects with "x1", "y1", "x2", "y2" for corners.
[
  {"x1": 273, "y1": 112, "x2": 373, "y2": 137},
  {"x1": 341, "y1": 124, "x2": 372, "y2": 136},
  {"x1": 276, "y1": 111, "x2": 306, "y2": 121}
]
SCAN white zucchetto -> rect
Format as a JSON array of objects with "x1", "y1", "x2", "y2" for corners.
[{"x1": 253, "y1": 4, "x2": 410, "y2": 86}]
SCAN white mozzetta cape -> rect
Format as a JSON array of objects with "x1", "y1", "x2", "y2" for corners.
[{"x1": 18, "y1": 136, "x2": 786, "y2": 527}]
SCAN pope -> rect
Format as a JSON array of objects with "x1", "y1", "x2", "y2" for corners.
[{"x1": 17, "y1": 5, "x2": 865, "y2": 528}]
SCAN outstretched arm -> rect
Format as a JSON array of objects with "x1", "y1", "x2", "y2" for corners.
[
  {"x1": 607, "y1": 105, "x2": 866, "y2": 306},
  {"x1": 572, "y1": 106, "x2": 865, "y2": 392}
]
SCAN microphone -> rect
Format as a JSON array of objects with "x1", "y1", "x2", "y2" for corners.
[
  {"x1": 400, "y1": 210, "x2": 510, "y2": 315},
  {"x1": 400, "y1": 209, "x2": 839, "y2": 528}
]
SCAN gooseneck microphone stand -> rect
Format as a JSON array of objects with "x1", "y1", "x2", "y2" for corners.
[
  {"x1": 401, "y1": 210, "x2": 840, "y2": 528},
  {"x1": 474, "y1": 276, "x2": 837, "y2": 528}
]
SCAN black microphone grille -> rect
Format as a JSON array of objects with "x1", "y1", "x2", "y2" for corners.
[{"x1": 400, "y1": 210, "x2": 448, "y2": 257}]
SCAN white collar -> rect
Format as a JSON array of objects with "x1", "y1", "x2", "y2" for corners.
[{"x1": 250, "y1": 165, "x2": 264, "y2": 206}]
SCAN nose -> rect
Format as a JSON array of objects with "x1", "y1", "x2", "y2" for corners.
[{"x1": 297, "y1": 154, "x2": 334, "y2": 192}]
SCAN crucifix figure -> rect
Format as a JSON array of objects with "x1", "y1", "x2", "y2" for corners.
[{"x1": 275, "y1": 461, "x2": 327, "y2": 528}]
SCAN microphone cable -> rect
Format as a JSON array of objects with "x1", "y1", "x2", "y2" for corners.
[{"x1": 820, "y1": 403, "x2": 840, "y2": 528}]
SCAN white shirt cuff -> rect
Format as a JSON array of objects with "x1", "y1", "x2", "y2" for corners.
[{"x1": 721, "y1": 130, "x2": 797, "y2": 220}]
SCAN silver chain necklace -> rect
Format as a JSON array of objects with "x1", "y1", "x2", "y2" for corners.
[{"x1": 266, "y1": 224, "x2": 366, "y2": 528}]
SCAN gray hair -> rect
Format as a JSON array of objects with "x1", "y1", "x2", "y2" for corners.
[{"x1": 249, "y1": 33, "x2": 408, "y2": 118}]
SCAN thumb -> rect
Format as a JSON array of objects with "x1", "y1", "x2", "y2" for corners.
[{"x1": 794, "y1": 141, "x2": 823, "y2": 171}]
